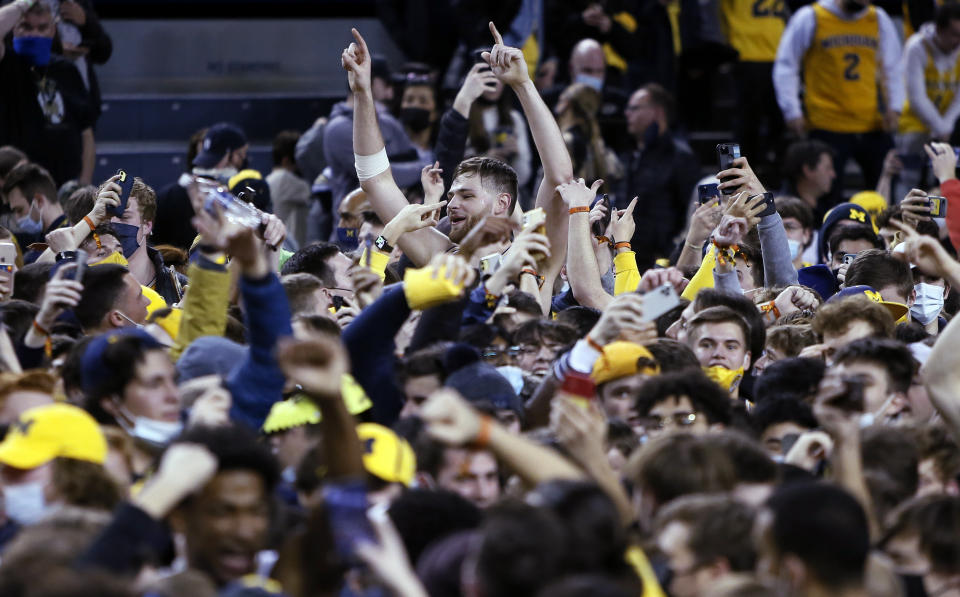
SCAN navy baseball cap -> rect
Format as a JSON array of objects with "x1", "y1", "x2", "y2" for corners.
[
  {"x1": 81, "y1": 328, "x2": 164, "y2": 396},
  {"x1": 829, "y1": 285, "x2": 909, "y2": 321},
  {"x1": 193, "y1": 123, "x2": 248, "y2": 169}
]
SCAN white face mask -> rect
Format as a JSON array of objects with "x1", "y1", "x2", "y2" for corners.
[
  {"x1": 787, "y1": 239, "x2": 802, "y2": 261},
  {"x1": 114, "y1": 400, "x2": 183, "y2": 448},
  {"x1": 574, "y1": 73, "x2": 604, "y2": 92},
  {"x1": 910, "y1": 282, "x2": 944, "y2": 326},
  {"x1": 4, "y1": 481, "x2": 50, "y2": 526}
]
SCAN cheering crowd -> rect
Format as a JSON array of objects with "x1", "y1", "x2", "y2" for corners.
[{"x1": 3, "y1": 0, "x2": 960, "y2": 595}]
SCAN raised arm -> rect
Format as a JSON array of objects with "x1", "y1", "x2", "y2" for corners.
[
  {"x1": 422, "y1": 388, "x2": 585, "y2": 485},
  {"x1": 559, "y1": 178, "x2": 614, "y2": 309},
  {"x1": 343, "y1": 29, "x2": 452, "y2": 266},
  {"x1": 484, "y1": 22, "x2": 575, "y2": 311},
  {"x1": 0, "y1": 0, "x2": 34, "y2": 60}
]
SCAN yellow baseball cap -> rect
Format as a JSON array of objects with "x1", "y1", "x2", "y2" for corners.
[
  {"x1": 850, "y1": 191, "x2": 887, "y2": 226},
  {"x1": 357, "y1": 423, "x2": 416, "y2": 487},
  {"x1": 591, "y1": 341, "x2": 660, "y2": 385},
  {"x1": 0, "y1": 403, "x2": 107, "y2": 469},
  {"x1": 262, "y1": 374, "x2": 373, "y2": 433}
]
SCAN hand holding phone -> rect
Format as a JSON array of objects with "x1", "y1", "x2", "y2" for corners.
[
  {"x1": 107, "y1": 169, "x2": 133, "y2": 217},
  {"x1": 716, "y1": 143, "x2": 741, "y2": 196},
  {"x1": 639, "y1": 283, "x2": 681, "y2": 322}
]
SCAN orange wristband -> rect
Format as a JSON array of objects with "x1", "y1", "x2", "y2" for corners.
[
  {"x1": 614, "y1": 241, "x2": 631, "y2": 250},
  {"x1": 474, "y1": 415, "x2": 493, "y2": 449},
  {"x1": 83, "y1": 215, "x2": 96, "y2": 230},
  {"x1": 569, "y1": 206, "x2": 590, "y2": 215},
  {"x1": 32, "y1": 320, "x2": 49, "y2": 337},
  {"x1": 585, "y1": 335, "x2": 604, "y2": 353}
]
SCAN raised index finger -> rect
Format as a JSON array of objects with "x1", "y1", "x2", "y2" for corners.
[
  {"x1": 489, "y1": 21, "x2": 504, "y2": 45},
  {"x1": 350, "y1": 28, "x2": 368, "y2": 57}
]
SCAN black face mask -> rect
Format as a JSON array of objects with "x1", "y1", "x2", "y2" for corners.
[{"x1": 401, "y1": 107, "x2": 432, "y2": 132}]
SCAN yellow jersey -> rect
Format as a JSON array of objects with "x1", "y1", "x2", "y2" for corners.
[
  {"x1": 899, "y1": 39, "x2": 960, "y2": 133},
  {"x1": 802, "y1": 3, "x2": 883, "y2": 133},
  {"x1": 721, "y1": 0, "x2": 788, "y2": 62}
]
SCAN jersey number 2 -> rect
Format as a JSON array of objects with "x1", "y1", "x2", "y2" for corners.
[{"x1": 843, "y1": 53, "x2": 860, "y2": 81}]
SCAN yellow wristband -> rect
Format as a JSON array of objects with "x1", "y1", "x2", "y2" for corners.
[{"x1": 403, "y1": 265, "x2": 467, "y2": 310}]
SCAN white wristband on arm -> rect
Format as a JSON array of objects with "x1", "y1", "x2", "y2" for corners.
[
  {"x1": 354, "y1": 149, "x2": 390, "y2": 182},
  {"x1": 568, "y1": 338, "x2": 602, "y2": 374}
]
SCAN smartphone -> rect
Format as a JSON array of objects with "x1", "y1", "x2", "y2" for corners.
[
  {"x1": 591, "y1": 194, "x2": 612, "y2": 237},
  {"x1": 698, "y1": 184, "x2": 721, "y2": 206},
  {"x1": 471, "y1": 48, "x2": 492, "y2": 71},
  {"x1": 754, "y1": 192, "x2": 777, "y2": 218},
  {"x1": 108, "y1": 169, "x2": 132, "y2": 217},
  {"x1": 716, "y1": 143, "x2": 741, "y2": 196},
  {"x1": 842, "y1": 253, "x2": 857, "y2": 266},
  {"x1": 323, "y1": 480, "x2": 376, "y2": 565},
  {"x1": 640, "y1": 283, "x2": 681, "y2": 322},
  {"x1": 331, "y1": 295, "x2": 345, "y2": 312},
  {"x1": 71, "y1": 249, "x2": 88, "y2": 285},
  {"x1": 522, "y1": 207, "x2": 547, "y2": 232},
  {"x1": 480, "y1": 252, "x2": 502, "y2": 275},
  {"x1": 928, "y1": 196, "x2": 948, "y2": 218},
  {"x1": 827, "y1": 375, "x2": 866, "y2": 412},
  {"x1": 0, "y1": 242, "x2": 16, "y2": 273}
]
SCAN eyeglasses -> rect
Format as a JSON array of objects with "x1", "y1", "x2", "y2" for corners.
[{"x1": 637, "y1": 412, "x2": 699, "y2": 430}]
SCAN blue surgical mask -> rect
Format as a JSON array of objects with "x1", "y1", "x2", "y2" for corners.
[
  {"x1": 336, "y1": 227, "x2": 359, "y2": 251},
  {"x1": 910, "y1": 282, "x2": 945, "y2": 326},
  {"x1": 787, "y1": 239, "x2": 802, "y2": 261},
  {"x1": 4, "y1": 481, "x2": 50, "y2": 526},
  {"x1": 111, "y1": 222, "x2": 141, "y2": 258},
  {"x1": 15, "y1": 209, "x2": 43, "y2": 236},
  {"x1": 574, "y1": 73, "x2": 604, "y2": 92},
  {"x1": 12, "y1": 36, "x2": 53, "y2": 67}
]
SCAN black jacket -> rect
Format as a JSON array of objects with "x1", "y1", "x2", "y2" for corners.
[{"x1": 616, "y1": 131, "x2": 700, "y2": 270}]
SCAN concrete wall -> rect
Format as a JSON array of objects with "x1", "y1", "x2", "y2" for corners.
[{"x1": 96, "y1": 17, "x2": 403, "y2": 95}]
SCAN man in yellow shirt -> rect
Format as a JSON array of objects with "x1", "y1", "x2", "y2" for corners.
[
  {"x1": 896, "y1": 3, "x2": 960, "y2": 196},
  {"x1": 774, "y1": 0, "x2": 903, "y2": 204}
]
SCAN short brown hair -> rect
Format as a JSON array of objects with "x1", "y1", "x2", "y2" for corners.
[
  {"x1": 882, "y1": 495, "x2": 960, "y2": 575},
  {"x1": 0, "y1": 370, "x2": 56, "y2": 409},
  {"x1": 811, "y1": 296, "x2": 894, "y2": 339},
  {"x1": 51, "y1": 458, "x2": 124, "y2": 511},
  {"x1": 65, "y1": 186, "x2": 97, "y2": 224},
  {"x1": 624, "y1": 433, "x2": 736, "y2": 511},
  {"x1": 845, "y1": 249, "x2": 914, "y2": 300},
  {"x1": 775, "y1": 196, "x2": 815, "y2": 230},
  {"x1": 918, "y1": 424, "x2": 960, "y2": 487},
  {"x1": 453, "y1": 156, "x2": 519, "y2": 216},
  {"x1": 687, "y1": 306, "x2": 751, "y2": 349},
  {"x1": 131, "y1": 177, "x2": 157, "y2": 224},
  {"x1": 281, "y1": 273, "x2": 324, "y2": 316},
  {"x1": 640, "y1": 82, "x2": 676, "y2": 125},
  {"x1": 2, "y1": 162, "x2": 56, "y2": 204},
  {"x1": 655, "y1": 493, "x2": 757, "y2": 572},
  {"x1": 766, "y1": 324, "x2": 818, "y2": 357}
]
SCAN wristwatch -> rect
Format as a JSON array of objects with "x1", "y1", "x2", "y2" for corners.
[{"x1": 375, "y1": 235, "x2": 393, "y2": 253}]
